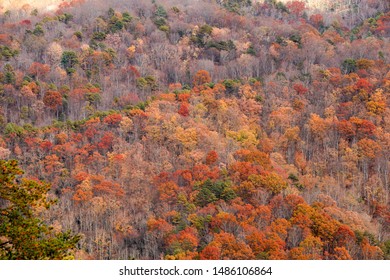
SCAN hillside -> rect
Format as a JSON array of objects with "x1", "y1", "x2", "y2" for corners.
[{"x1": 0, "y1": 0, "x2": 389, "y2": 259}]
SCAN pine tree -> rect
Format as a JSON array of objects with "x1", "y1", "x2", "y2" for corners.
[{"x1": 0, "y1": 160, "x2": 80, "y2": 259}]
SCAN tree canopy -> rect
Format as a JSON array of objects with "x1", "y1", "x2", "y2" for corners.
[{"x1": 0, "y1": 160, "x2": 79, "y2": 260}]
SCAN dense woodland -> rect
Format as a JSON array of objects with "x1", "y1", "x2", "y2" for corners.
[{"x1": 0, "y1": 0, "x2": 389, "y2": 259}]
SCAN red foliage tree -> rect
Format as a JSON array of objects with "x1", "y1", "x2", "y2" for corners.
[
  {"x1": 200, "y1": 245, "x2": 220, "y2": 260},
  {"x1": 293, "y1": 83, "x2": 309, "y2": 95},
  {"x1": 43, "y1": 91, "x2": 62, "y2": 110},
  {"x1": 28, "y1": 62, "x2": 50, "y2": 80},
  {"x1": 206, "y1": 150, "x2": 218, "y2": 165},
  {"x1": 211, "y1": 232, "x2": 254, "y2": 260},
  {"x1": 103, "y1": 113, "x2": 123, "y2": 126},
  {"x1": 97, "y1": 132, "x2": 115, "y2": 150},
  {"x1": 310, "y1": 14, "x2": 324, "y2": 28},
  {"x1": 178, "y1": 102, "x2": 190, "y2": 117},
  {"x1": 286, "y1": 1, "x2": 306, "y2": 17}
]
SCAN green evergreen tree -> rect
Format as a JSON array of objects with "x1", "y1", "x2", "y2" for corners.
[
  {"x1": 61, "y1": 51, "x2": 79, "y2": 76},
  {"x1": 0, "y1": 160, "x2": 80, "y2": 259}
]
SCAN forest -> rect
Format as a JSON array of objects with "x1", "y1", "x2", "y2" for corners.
[{"x1": 0, "y1": 0, "x2": 389, "y2": 260}]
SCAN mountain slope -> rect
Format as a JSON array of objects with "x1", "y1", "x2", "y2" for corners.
[{"x1": 0, "y1": 0, "x2": 389, "y2": 260}]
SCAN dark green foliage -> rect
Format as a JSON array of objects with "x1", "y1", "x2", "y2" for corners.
[
  {"x1": 196, "y1": 187, "x2": 217, "y2": 207},
  {"x1": 182, "y1": 84, "x2": 191, "y2": 90},
  {"x1": 73, "y1": 31, "x2": 83, "y2": 41},
  {"x1": 289, "y1": 33, "x2": 302, "y2": 47},
  {"x1": 136, "y1": 75, "x2": 158, "y2": 91},
  {"x1": 354, "y1": 230, "x2": 379, "y2": 246},
  {"x1": 107, "y1": 7, "x2": 115, "y2": 18},
  {"x1": 367, "y1": 17, "x2": 378, "y2": 28},
  {"x1": 108, "y1": 16, "x2": 124, "y2": 33},
  {"x1": 246, "y1": 44, "x2": 256, "y2": 56},
  {"x1": 255, "y1": 95, "x2": 263, "y2": 102},
  {"x1": 134, "y1": 100, "x2": 149, "y2": 111},
  {"x1": 4, "y1": 71, "x2": 15, "y2": 84},
  {"x1": 58, "y1": 13, "x2": 73, "y2": 24},
  {"x1": 0, "y1": 160, "x2": 80, "y2": 259},
  {"x1": 144, "y1": 75, "x2": 158, "y2": 90},
  {"x1": 154, "y1": 5, "x2": 168, "y2": 19},
  {"x1": 4, "y1": 123, "x2": 24, "y2": 137},
  {"x1": 22, "y1": 76, "x2": 33, "y2": 83},
  {"x1": 199, "y1": 24, "x2": 213, "y2": 35},
  {"x1": 0, "y1": 45, "x2": 19, "y2": 61},
  {"x1": 121, "y1": 12, "x2": 132, "y2": 30},
  {"x1": 32, "y1": 25, "x2": 44, "y2": 36},
  {"x1": 191, "y1": 24, "x2": 213, "y2": 47},
  {"x1": 136, "y1": 77, "x2": 148, "y2": 90},
  {"x1": 153, "y1": 17, "x2": 167, "y2": 28},
  {"x1": 222, "y1": 79, "x2": 241, "y2": 95},
  {"x1": 206, "y1": 40, "x2": 235, "y2": 51},
  {"x1": 256, "y1": 251, "x2": 270, "y2": 260},
  {"x1": 276, "y1": 36, "x2": 288, "y2": 46},
  {"x1": 275, "y1": 1, "x2": 289, "y2": 13},
  {"x1": 152, "y1": 5, "x2": 169, "y2": 32},
  {"x1": 61, "y1": 51, "x2": 79, "y2": 68},
  {"x1": 85, "y1": 92, "x2": 101, "y2": 107},
  {"x1": 92, "y1": 32, "x2": 106, "y2": 41},
  {"x1": 288, "y1": 173, "x2": 299, "y2": 182},
  {"x1": 122, "y1": 12, "x2": 132, "y2": 23},
  {"x1": 195, "y1": 179, "x2": 236, "y2": 207},
  {"x1": 221, "y1": 0, "x2": 252, "y2": 13},
  {"x1": 205, "y1": 82, "x2": 215, "y2": 88},
  {"x1": 3, "y1": 63, "x2": 15, "y2": 84},
  {"x1": 61, "y1": 51, "x2": 79, "y2": 75},
  {"x1": 288, "y1": 173, "x2": 305, "y2": 191},
  {"x1": 382, "y1": 240, "x2": 390, "y2": 260},
  {"x1": 342, "y1": 58, "x2": 357, "y2": 74},
  {"x1": 221, "y1": 187, "x2": 237, "y2": 201},
  {"x1": 190, "y1": 215, "x2": 212, "y2": 232},
  {"x1": 89, "y1": 39, "x2": 100, "y2": 50}
]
